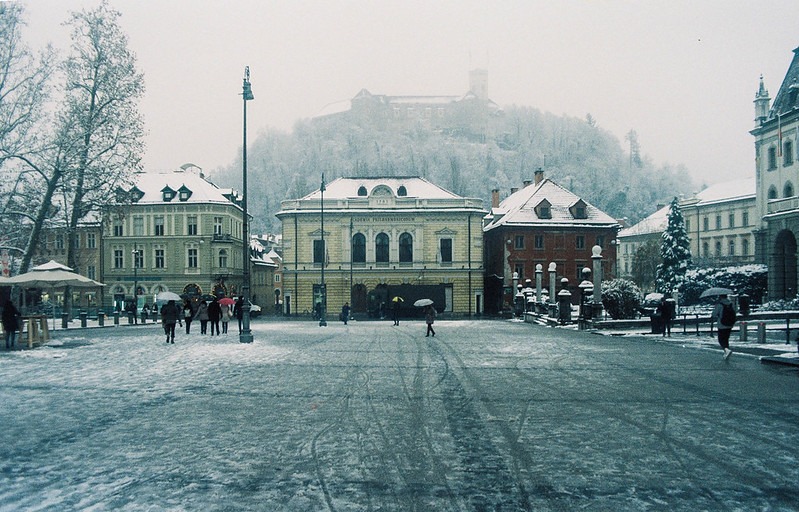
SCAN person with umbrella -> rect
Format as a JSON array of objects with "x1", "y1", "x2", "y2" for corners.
[
  {"x1": 160, "y1": 299, "x2": 180, "y2": 344},
  {"x1": 2, "y1": 300, "x2": 21, "y2": 350},
  {"x1": 425, "y1": 304, "x2": 436, "y2": 337},
  {"x1": 712, "y1": 292, "x2": 737, "y2": 359},
  {"x1": 219, "y1": 298, "x2": 234, "y2": 334}
]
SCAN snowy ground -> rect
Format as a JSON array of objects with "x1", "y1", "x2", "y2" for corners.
[{"x1": 1, "y1": 319, "x2": 799, "y2": 511}]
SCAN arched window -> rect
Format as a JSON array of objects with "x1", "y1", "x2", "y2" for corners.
[
  {"x1": 399, "y1": 232, "x2": 413, "y2": 263},
  {"x1": 375, "y1": 233, "x2": 389, "y2": 263},
  {"x1": 784, "y1": 181, "x2": 795, "y2": 198},
  {"x1": 702, "y1": 241, "x2": 709, "y2": 257},
  {"x1": 768, "y1": 186, "x2": 778, "y2": 200},
  {"x1": 397, "y1": 185, "x2": 407, "y2": 197},
  {"x1": 357, "y1": 186, "x2": 367, "y2": 197},
  {"x1": 218, "y1": 249, "x2": 228, "y2": 268},
  {"x1": 352, "y1": 233, "x2": 366, "y2": 263}
]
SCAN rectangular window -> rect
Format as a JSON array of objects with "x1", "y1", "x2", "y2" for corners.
[
  {"x1": 715, "y1": 241, "x2": 722, "y2": 256},
  {"x1": 742, "y1": 211, "x2": 749, "y2": 226},
  {"x1": 155, "y1": 248, "x2": 165, "y2": 269},
  {"x1": 87, "y1": 266, "x2": 96, "y2": 280},
  {"x1": 728, "y1": 213, "x2": 735, "y2": 229},
  {"x1": 133, "y1": 216, "x2": 144, "y2": 236},
  {"x1": 114, "y1": 249, "x2": 123, "y2": 269},
  {"x1": 595, "y1": 235, "x2": 605, "y2": 248},
  {"x1": 313, "y1": 240, "x2": 326, "y2": 264},
  {"x1": 534, "y1": 235, "x2": 544, "y2": 249},
  {"x1": 742, "y1": 238, "x2": 750, "y2": 256},
  {"x1": 703, "y1": 217, "x2": 709, "y2": 231},
  {"x1": 55, "y1": 235, "x2": 64, "y2": 250},
  {"x1": 440, "y1": 238, "x2": 453, "y2": 263},
  {"x1": 685, "y1": 219, "x2": 691, "y2": 232},
  {"x1": 274, "y1": 274, "x2": 281, "y2": 283},
  {"x1": 715, "y1": 215, "x2": 722, "y2": 230},
  {"x1": 514, "y1": 263, "x2": 524, "y2": 282},
  {"x1": 514, "y1": 235, "x2": 524, "y2": 249},
  {"x1": 133, "y1": 249, "x2": 144, "y2": 269},
  {"x1": 768, "y1": 147, "x2": 778, "y2": 170},
  {"x1": 576, "y1": 235, "x2": 585, "y2": 249},
  {"x1": 187, "y1": 216, "x2": 198, "y2": 236},
  {"x1": 154, "y1": 216, "x2": 165, "y2": 236},
  {"x1": 188, "y1": 248, "x2": 198, "y2": 268},
  {"x1": 113, "y1": 222, "x2": 123, "y2": 237},
  {"x1": 728, "y1": 240, "x2": 735, "y2": 256},
  {"x1": 214, "y1": 216, "x2": 223, "y2": 235},
  {"x1": 87, "y1": 233, "x2": 97, "y2": 249}
]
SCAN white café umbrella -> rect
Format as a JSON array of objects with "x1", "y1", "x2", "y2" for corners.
[
  {"x1": 0, "y1": 260, "x2": 105, "y2": 329},
  {"x1": 155, "y1": 291, "x2": 182, "y2": 306}
]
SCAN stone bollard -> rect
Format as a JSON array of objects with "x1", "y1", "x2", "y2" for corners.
[
  {"x1": 757, "y1": 322, "x2": 766, "y2": 344},
  {"x1": 739, "y1": 321, "x2": 747, "y2": 342},
  {"x1": 80, "y1": 311, "x2": 87, "y2": 328},
  {"x1": 61, "y1": 312, "x2": 69, "y2": 329},
  {"x1": 98, "y1": 311, "x2": 105, "y2": 327},
  {"x1": 114, "y1": 311, "x2": 120, "y2": 326}
]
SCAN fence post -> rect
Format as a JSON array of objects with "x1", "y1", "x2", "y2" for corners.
[
  {"x1": 787, "y1": 317, "x2": 792, "y2": 345},
  {"x1": 757, "y1": 322, "x2": 766, "y2": 344},
  {"x1": 696, "y1": 314, "x2": 700, "y2": 336},
  {"x1": 739, "y1": 321, "x2": 747, "y2": 342}
]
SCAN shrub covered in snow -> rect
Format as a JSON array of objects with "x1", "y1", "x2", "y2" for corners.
[
  {"x1": 680, "y1": 264, "x2": 767, "y2": 305},
  {"x1": 601, "y1": 279, "x2": 642, "y2": 319}
]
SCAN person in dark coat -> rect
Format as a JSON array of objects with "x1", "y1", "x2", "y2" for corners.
[
  {"x1": 234, "y1": 297, "x2": 243, "y2": 333},
  {"x1": 712, "y1": 294, "x2": 736, "y2": 359},
  {"x1": 208, "y1": 299, "x2": 222, "y2": 336},
  {"x1": 391, "y1": 298, "x2": 401, "y2": 326},
  {"x1": 160, "y1": 300, "x2": 180, "y2": 344},
  {"x1": 656, "y1": 297, "x2": 675, "y2": 337},
  {"x1": 2, "y1": 301, "x2": 21, "y2": 350},
  {"x1": 425, "y1": 305, "x2": 436, "y2": 337},
  {"x1": 341, "y1": 302, "x2": 350, "y2": 325},
  {"x1": 182, "y1": 300, "x2": 194, "y2": 334}
]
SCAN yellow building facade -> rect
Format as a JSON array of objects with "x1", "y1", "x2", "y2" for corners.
[{"x1": 276, "y1": 177, "x2": 486, "y2": 318}]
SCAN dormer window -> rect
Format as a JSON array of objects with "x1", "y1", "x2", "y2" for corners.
[
  {"x1": 569, "y1": 199, "x2": 588, "y2": 219},
  {"x1": 161, "y1": 186, "x2": 176, "y2": 202},
  {"x1": 130, "y1": 186, "x2": 145, "y2": 202},
  {"x1": 397, "y1": 185, "x2": 407, "y2": 197},
  {"x1": 357, "y1": 186, "x2": 367, "y2": 197},
  {"x1": 535, "y1": 199, "x2": 552, "y2": 219},
  {"x1": 178, "y1": 185, "x2": 193, "y2": 202}
]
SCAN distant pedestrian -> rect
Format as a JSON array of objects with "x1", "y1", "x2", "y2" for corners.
[
  {"x1": 141, "y1": 303, "x2": 151, "y2": 323},
  {"x1": 425, "y1": 305, "x2": 436, "y2": 337},
  {"x1": 341, "y1": 302, "x2": 350, "y2": 325},
  {"x1": 160, "y1": 300, "x2": 180, "y2": 344},
  {"x1": 657, "y1": 297, "x2": 675, "y2": 337},
  {"x1": 127, "y1": 300, "x2": 138, "y2": 324},
  {"x1": 2, "y1": 300, "x2": 21, "y2": 350},
  {"x1": 195, "y1": 301, "x2": 209, "y2": 334},
  {"x1": 234, "y1": 297, "x2": 243, "y2": 332},
  {"x1": 220, "y1": 303, "x2": 231, "y2": 334},
  {"x1": 208, "y1": 299, "x2": 222, "y2": 336},
  {"x1": 182, "y1": 300, "x2": 194, "y2": 334},
  {"x1": 391, "y1": 298, "x2": 401, "y2": 326},
  {"x1": 713, "y1": 294, "x2": 737, "y2": 359}
]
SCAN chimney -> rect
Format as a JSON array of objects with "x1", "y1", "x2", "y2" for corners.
[
  {"x1": 491, "y1": 189, "x2": 500, "y2": 208},
  {"x1": 523, "y1": 180, "x2": 532, "y2": 188},
  {"x1": 510, "y1": 187, "x2": 519, "y2": 195},
  {"x1": 534, "y1": 167, "x2": 544, "y2": 185}
]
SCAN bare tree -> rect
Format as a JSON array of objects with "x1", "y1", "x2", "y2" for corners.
[{"x1": 58, "y1": 1, "x2": 145, "y2": 270}]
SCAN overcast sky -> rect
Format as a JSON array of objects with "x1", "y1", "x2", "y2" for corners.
[{"x1": 19, "y1": 0, "x2": 799, "y2": 187}]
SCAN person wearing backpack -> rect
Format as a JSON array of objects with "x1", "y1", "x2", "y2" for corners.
[{"x1": 712, "y1": 294, "x2": 736, "y2": 359}]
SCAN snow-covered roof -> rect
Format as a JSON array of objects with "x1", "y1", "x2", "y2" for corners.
[
  {"x1": 483, "y1": 178, "x2": 618, "y2": 231},
  {"x1": 129, "y1": 169, "x2": 239, "y2": 206},
  {"x1": 618, "y1": 204, "x2": 670, "y2": 238},
  {"x1": 692, "y1": 177, "x2": 755, "y2": 204},
  {"x1": 302, "y1": 176, "x2": 460, "y2": 201}
]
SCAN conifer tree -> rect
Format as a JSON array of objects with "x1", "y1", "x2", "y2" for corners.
[{"x1": 655, "y1": 197, "x2": 691, "y2": 294}]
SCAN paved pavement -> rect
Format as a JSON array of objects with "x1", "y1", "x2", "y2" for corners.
[{"x1": 2, "y1": 318, "x2": 799, "y2": 511}]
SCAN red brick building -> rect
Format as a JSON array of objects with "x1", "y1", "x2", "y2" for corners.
[{"x1": 483, "y1": 170, "x2": 620, "y2": 314}]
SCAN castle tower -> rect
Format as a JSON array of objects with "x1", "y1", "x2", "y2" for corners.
[{"x1": 469, "y1": 68, "x2": 488, "y2": 101}]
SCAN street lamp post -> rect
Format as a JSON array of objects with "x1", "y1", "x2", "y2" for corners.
[
  {"x1": 132, "y1": 247, "x2": 139, "y2": 324},
  {"x1": 319, "y1": 173, "x2": 327, "y2": 326},
  {"x1": 240, "y1": 66, "x2": 254, "y2": 343}
]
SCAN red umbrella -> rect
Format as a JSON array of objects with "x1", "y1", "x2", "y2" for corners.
[{"x1": 218, "y1": 297, "x2": 235, "y2": 306}]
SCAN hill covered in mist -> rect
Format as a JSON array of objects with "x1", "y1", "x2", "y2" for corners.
[{"x1": 211, "y1": 105, "x2": 696, "y2": 234}]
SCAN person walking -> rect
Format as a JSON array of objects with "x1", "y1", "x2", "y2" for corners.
[
  {"x1": 2, "y1": 300, "x2": 21, "y2": 350},
  {"x1": 425, "y1": 305, "x2": 436, "y2": 337},
  {"x1": 182, "y1": 300, "x2": 194, "y2": 334},
  {"x1": 195, "y1": 301, "x2": 209, "y2": 334},
  {"x1": 391, "y1": 298, "x2": 401, "y2": 326},
  {"x1": 220, "y1": 302, "x2": 231, "y2": 334},
  {"x1": 656, "y1": 297, "x2": 675, "y2": 337},
  {"x1": 234, "y1": 297, "x2": 243, "y2": 333},
  {"x1": 712, "y1": 294, "x2": 737, "y2": 359},
  {"x1": 160, "y1": 299, "x2": 180, "y2": 344},
  {"x1": 341, "y1": 302, "x2": 350, "y2": 325},
  {"x1": 208, "y1": 299, "x2": 222, "y2": 336}
]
